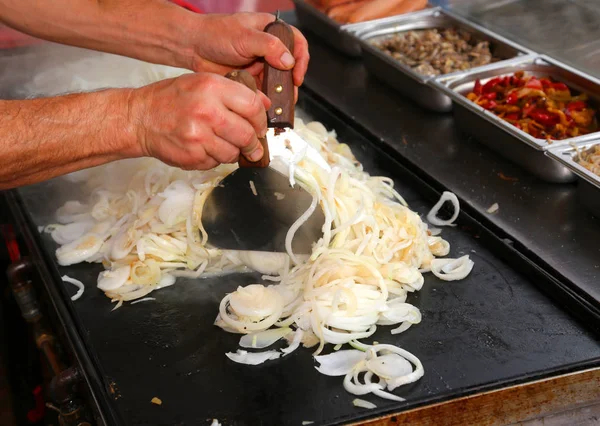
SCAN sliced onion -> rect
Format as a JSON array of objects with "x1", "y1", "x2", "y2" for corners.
[
  {"x1": 97, "y1": 265, "x2": 131, "y2": 291},
  {"x1": 131, "y1": 297, "x2": 156, "y2": 304},
  {"x1": 281, "y1": 329, "x2": 304, "y2": 356},
  {"x1": 51, "y1": 220, "x2": 94, "y2": 245},
  {"x1": 56, "y1": 234, "x2": 104, "y2": 266},
  {"x1": 431, "y1": 255, "x2": 474, "y2": 281},
  {"x1": 352, "y1": 398, "x2": 377, "y2": 409},
  {"x1": 314, "y1": 350, "x2": 366, "y2": 376},
  {"x1": 225, "y1": 350, "x2": 281, "y2": 365},
  {"x1": 487, "y1": 203, "x2": 499, "y2": 214},
  {"x1": 426, "y1": 192, "x2": 460, "y2": 227},
  {"x1": 235, "y1": 251, "x2": 289, "y2": 275},
  {"x1": 366, "y1": 354, "x2": 412, "y2": 380},
  {"x1": 239, "y1": 327, "x2": 292, "y2": 349},
  {"x1": 62, "y1": 275, "x2": 84, "y2": 301}
]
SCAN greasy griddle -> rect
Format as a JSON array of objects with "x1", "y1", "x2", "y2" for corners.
[{"x1": 14, "y1": 91, "x2": 600, "y2": 425}]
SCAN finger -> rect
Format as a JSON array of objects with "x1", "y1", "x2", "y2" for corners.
[
  {"x1": 189, "y1": 157, "x2": 219, "y2": 171},
  {"x1": 258, "y1": 90, "x2": 271, "y2": 110},
  {"x1": 245, "y1": 31, "x2": 296, "y2": 71},
  {"x1": 220, "y1": 79, "x2": 268, "y2": 138},
  {"x1": 245, "y1": 61, "x2": 264, "y2": 76},
  {"x1": 294, "y1": 86, "x2": 298, "y2": 104},
  {"x1": 213, "y1": 110, "x2": 264, "y2": 162},
  {"x1": 290, "y1": 26, "x2": 310, "y2": 87},
  {"x1": 203, "y1": 134, "x2": 243, "y2": 164}
]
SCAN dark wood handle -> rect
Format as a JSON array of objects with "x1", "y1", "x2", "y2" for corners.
[
  {"x1": 225, "y1": 70, "x2": 270, "y2": 168},
  {"x1": 262, "y1": 19, "x2": 295, "y2": 129}
]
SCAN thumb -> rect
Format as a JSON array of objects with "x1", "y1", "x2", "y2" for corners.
[{"x1": 246, "y1": 32, "x2": 295, "y2": 70}]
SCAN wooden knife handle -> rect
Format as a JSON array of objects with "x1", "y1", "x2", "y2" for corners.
[
  {"x1": 225, "y1": 70, "x2": 270, "y2": 168},
  {"x1": 262, "y1": 18, "x2": 295, "y2": 129}
]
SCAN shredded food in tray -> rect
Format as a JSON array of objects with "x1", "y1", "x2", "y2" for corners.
[
  {"x1": 43, "y1": 57, "x2": 474, "y2": 402},
  {"x1": 466, "y1": 71, "x2": 598, "y2": 141},
  {"x1": 575, "y1": 144, "x2": 600, "y2": 176},
  {"x1": 371, "y1": 28, "x2": 495, "y2": 77}
]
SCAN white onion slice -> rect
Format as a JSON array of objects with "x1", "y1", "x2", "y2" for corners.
[
  {"x1": 131, "y1": 297, "x2": 156, "y2": 305},
  {"x1": 314, "y1": 350, "x2": 366, "y2": 376},
  {"x1": 62, "y1": 275, "x2": 84, "y2": 301},
  {"x1": 352, "y1": 398, "x2": 377, "y2": 409},
  {"x1": 426, "y1": 192, "x2": 460, "y2": 227},
  {"x1": 235, "y1": 251, "x2": 289, "y2": 275},
  {"x1": 210, "y1": 419, "x2": 221, "y2": 426},
  {"x1": 281, "y1": 329, "x2": 304, "y2": 356},
  {"x1": 239, "y1": 327, "x2": 292, "y2": 349},
  {"x1": 431, "y1": 255, "x2": 474, "y2": 281},
  {"x1": 225, "y1": 350, "x2": 281, "y2": 365},
  {"x1": 487, "y1": 203, "x2": 499, "y2": 214},
  {"x1": 97, "y1": 266, "x2": 131, "y2": 291},
  {"x1": 366, "y1": 354, "x2": 412, "y2": 380}
]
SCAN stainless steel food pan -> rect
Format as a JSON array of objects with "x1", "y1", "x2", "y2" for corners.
[
  {"x1": 292, "y1": 0, "x2": 436, "y2": 57},
  {"x1": 547, "y1": 142, "x2": 600, "y2": 218},
  {"x1": 293, "y1": 0, "x2": 363, "y2": 57},
  {"x1": 433, "y1": 55, "x2": 600, "y2": 182},
  {"x1": 345, "y1": 8, "x2": 532, "y2": 112}
]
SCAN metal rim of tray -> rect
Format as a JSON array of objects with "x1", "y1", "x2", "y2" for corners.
[
  {"x1": 546, "y1": 141, "x2": 600, "y2": 190},
  {"x1": 431, "y1": 55, "x2": 600, "y2": 152}
]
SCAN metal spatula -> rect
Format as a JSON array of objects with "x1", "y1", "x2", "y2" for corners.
[{"x1": 201, "y1": 19, "x2": 328, "y2": 254}]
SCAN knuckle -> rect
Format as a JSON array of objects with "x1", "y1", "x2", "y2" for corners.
[
  {"x1": 238, "y1": 126, "x2": 256, "y2": 148},
  {"x1": 266, "y1": 37, "x2": 280, "y2": 52},
  {"x1": 225, "y1": 148, "x2": 240, "y2": 164}
]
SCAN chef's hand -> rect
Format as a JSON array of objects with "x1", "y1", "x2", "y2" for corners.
[
  {"x1": 189, "y1": 13, "x2": 309, "y2": 100},
  {"x1": 131, "y1": 72, "x2": 269, "y2": 169}
]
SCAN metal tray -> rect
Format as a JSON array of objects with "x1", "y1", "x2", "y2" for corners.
[
  {"x1": 292, "y1": 0, "x2": 435, "y2": 57},
  {"x1": 345, "y1": 8, "x2": 532, "y2": 112},
  {"x1": 547, "y1": 142, "x2": 600, "y2": 218},
  {"x1": 293, "y1": 0, "x2": 363, "y2": 57},
  {"x1": 433, "y1": 55, "x2": 600, "y2": 182}
]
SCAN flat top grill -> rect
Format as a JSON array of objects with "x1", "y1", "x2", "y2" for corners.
[{"x1": 14, "y1": 94, "x2": 600, "y2": 425}]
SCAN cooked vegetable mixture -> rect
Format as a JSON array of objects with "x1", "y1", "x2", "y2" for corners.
[
  {"x1": 371, "y1": 28, "x2": 495, "y2": 76},
  {"x1": 466, "y1": 71, "x2": 598, "y2": 140},
  {"x1": 575, "y1": 144, "x2": 600, "y2": 176}
]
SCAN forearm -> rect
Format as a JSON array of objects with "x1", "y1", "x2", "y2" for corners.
[
  {"x1": 0, "y1": 89, "x2": 140, "y2": 189},
  {"x1": 0, "y1": 0, "x2": 196, "y2": 70}
]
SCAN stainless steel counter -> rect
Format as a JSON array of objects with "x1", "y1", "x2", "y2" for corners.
[{"x1": 446, "y1": 0, "x2": 600, "y2": 78}]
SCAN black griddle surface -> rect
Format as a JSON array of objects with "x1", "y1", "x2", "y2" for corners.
[{"x1": 17, "y1": 97, "x2": 600, "y2": 425}]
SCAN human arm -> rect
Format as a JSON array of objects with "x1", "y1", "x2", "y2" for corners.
[
  {"x1": 0, "y1": 0, "x2": 309, "y2": 90},
  {"x1": 0, "y1": 72, "x2": 267, "y2": 189}
]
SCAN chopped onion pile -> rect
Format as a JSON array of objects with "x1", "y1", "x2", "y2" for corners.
[{"x1": 45, "y1": 57, "x2": 474, "y2": 402}]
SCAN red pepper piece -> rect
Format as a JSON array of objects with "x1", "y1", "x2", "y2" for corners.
[
  {"x1": 567, "y1": 100, "x2": 587, "y2": 111},
  {"x1": 529, "y1": 108, "x2": 559, "y2": 126},
  {"x1": 552, "y1": 82, "x2": 569, "y2": 92},
  {"x1": 473, "y1": 79, "x2": 482, "y2": 95},
  {"x1": 484, "y1": 92, "x2": 497, "y2": 100},
  {"x1": 482, "y1": 77, "x2": 501, "y2": 93},
  {"x1": 506, "y1": 92, "x2": 519, "y2": 105},
  {"x1": 505, "y1": 113, "x2": 519, "y2": 120},
  {"x1": 525, "y1": 77, "x2": 543, "y2": 90},
  {"x1": 485, "y1": 100, "x2": 498, "y2": 110},
  {"x1": 540, "y1": 78, "x2": 552, "y2": 89},
  {"x1": 523, "y1": 104, "x2": 535, "y2": 117}
]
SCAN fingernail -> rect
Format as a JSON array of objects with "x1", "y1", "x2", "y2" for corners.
[
  {"x1": 280, "y1": 52, "x2": 295, "y2": 68},
  {"x1": 249, "y1": 145, "x2": 264, "y2": 162}
]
